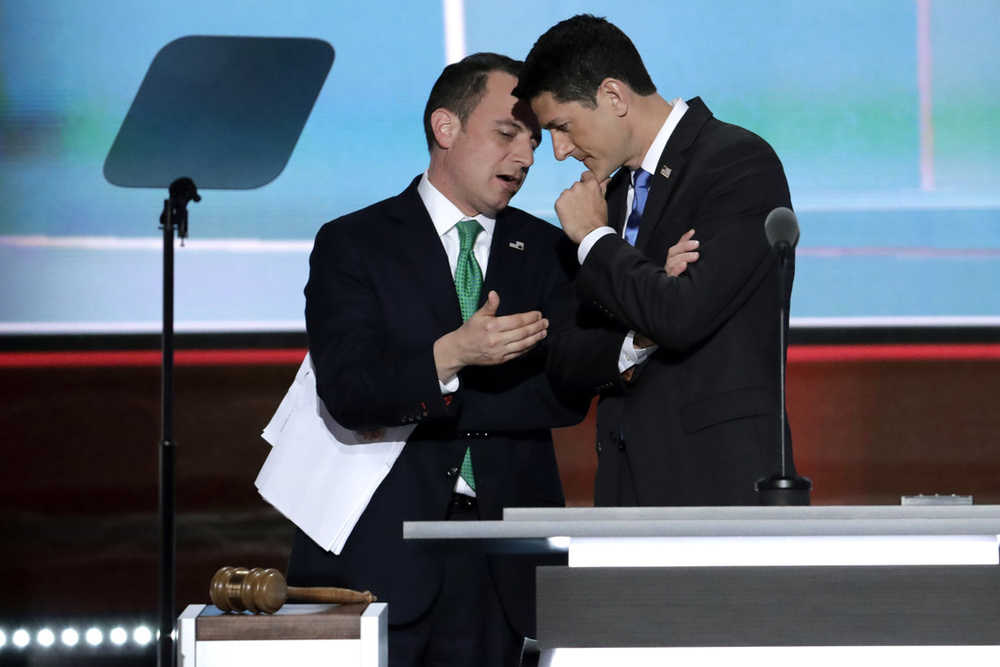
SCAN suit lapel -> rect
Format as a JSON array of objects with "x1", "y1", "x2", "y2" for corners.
[
  {"x1": 386, "y1": 179, "x2": 464, "y2": 330},
  {"x1": 481, "y1": 210, "x2": 528, "y2": 313},
  {"x1": 635, "y1": 97, "x2": 713, "y2": 251}
]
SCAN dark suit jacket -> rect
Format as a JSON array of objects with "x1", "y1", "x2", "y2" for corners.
[
  {"x1": 288, "y1": 176, "x2": 584, "y2": 634},
  {"x1": 548, "y1": 97, "x2": 795, "y2": 507}
]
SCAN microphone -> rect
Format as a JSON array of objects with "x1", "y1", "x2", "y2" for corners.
[
  {"x1": 764, "y1": 206, "x2": 799, "y2": 255},
  {"x1": 756, "y1": 206, "x2": 811, "y2": 506}
]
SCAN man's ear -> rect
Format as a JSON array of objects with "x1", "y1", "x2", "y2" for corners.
[
  {"x1": 430, "y1": 107, "x2": 461, "y2": 149},
  {"x1": 599, "y1": 78, "x2": 630, "y2": 118}
]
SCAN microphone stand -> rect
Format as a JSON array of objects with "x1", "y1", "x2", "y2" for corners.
[
  {"x1": 756, "y1": 242, "x2": 811, "y2": 505},
  {"x1": 158, "y1": 177, "x2": 199, "y2": 667}
]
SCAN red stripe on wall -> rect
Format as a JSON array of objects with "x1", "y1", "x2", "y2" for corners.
[
  {"x1": 2, "y1": 344, "x2": 1000, "y2": 368},
  {"x1": 788, "y1": 344, "x2": 1000, "y2": 362},
  {"x1": 0, "y1": 349, "x2": 307, "y2": 368}
]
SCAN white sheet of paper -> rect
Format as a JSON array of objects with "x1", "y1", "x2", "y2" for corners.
[{"x1": 256, "y1": 354, "x2": 413, "y2": 554}]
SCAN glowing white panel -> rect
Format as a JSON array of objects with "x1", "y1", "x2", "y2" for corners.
[
  {"x1": 568, "y1": 535, "x2": 1000, "y2": 567},
  {"x1": 442, "y1": 0, "x2": 465, "y2": 64},
  {"x1": 197, "y1": 639, "x2": 360, "y2": 666},
  {"x1": 541, "y1": 646, "x2": 1000, "y2": 667}
]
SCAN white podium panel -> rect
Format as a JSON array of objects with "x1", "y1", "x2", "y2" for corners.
[
  {"x1": 567, "y1": 534, "x2": 1000, "y2": 567},
  {"x1": 404, "y1": 505, "x2": 1000, "y2": 662},
  {"x1": 178, "y1": 602, "x2": 387, "y2": 667},
  {"x1": 540, "y1": 646, "x2": 1000, "y2": 667}
]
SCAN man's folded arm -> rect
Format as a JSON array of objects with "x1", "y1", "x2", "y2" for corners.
[{"x1": 577, "y1": 147, "x2": 789, "y2": 351}]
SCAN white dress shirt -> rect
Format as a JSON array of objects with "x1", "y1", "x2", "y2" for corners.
[
  {"x1": 418, "y1": 172, "x2": 495, "y2": 496},
  {"x1": 575, "y1": 98, "x2": 689, "y2": 371}
]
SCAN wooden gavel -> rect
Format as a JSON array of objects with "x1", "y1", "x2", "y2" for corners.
[{"x1": 210, "y1": 566, "x2": 377, "y2": 614}]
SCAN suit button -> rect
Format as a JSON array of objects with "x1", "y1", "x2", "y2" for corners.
[
  {"x1": 596, "y1": 440, "x2": 603, "y2": 454},
  {"x1": 446, "y1": 467, "x2": 458, "y2": 478}
]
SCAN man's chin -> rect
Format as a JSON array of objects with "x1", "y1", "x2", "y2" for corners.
[{"x1": 582, "y1": 159, "x2": 612, "y2": 181}]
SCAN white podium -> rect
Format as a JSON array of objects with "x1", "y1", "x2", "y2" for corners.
[
  {"x1": 178, "y1": 602, "x2": 387, "y2": 667},
  {"x1": 405, "y1": 505, "x2": 1000, "y2": 666}
]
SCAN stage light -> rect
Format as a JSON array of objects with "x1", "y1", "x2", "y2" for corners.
[
  {"x1": 37, "y1": 628, "x2": 55, "y2": 648},
  {"x1": 109, "y1": 626, "x2": 127, "y2": 646},
  {"x1": 0, "y1": 629, "x2": 6, "y2": 648},
  {"x1": 61, "y1": 628, "x2": 79, "y2": 647},
  {"x1": 85, "y1": 627, "x2": 103, "y2": 646},
  {"x1": 13, "y1": 629, "x2": 30, "y2": 649},
  {"x1": 133, "y1": 625, "x2": 153, "y2": 646}
]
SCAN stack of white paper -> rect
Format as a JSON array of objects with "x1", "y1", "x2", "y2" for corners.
[{"x1": 256, "y1": 354, "x2": 413, "y2": 555}]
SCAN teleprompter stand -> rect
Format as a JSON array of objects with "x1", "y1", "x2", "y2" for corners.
[{"x1": 103, "y1": 35, "x2": 334, "y2": 667}]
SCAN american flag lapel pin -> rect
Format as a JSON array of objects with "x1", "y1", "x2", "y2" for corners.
[
  {"x1": 659, "y1": 164, "x2": 672, "y2": 179},
  {"x1": 509, "y1": 240, "x2": 525, "y2": 251}
]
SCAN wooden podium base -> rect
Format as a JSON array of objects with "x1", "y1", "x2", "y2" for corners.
[{"x1": 178, "y1": 603, "x2": 387, "y2": 667}]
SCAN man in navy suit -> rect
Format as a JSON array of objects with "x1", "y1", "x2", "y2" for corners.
[
  {"x1": 286, "y1": 53, "x2": 586, "y2": 667},
  {"x1": 515, "y1": 15, "x2": 797, "y2": 507}
]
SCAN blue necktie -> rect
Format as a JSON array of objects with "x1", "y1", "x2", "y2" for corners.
[{"x1": 624, "y1": 168, "x2": 651, "y2": 246}]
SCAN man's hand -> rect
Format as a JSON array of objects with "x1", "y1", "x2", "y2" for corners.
[
  {"x1": 433, "y1": 290, "x2": 548, "y2": 382},
  {"x1": 666, "y1": 228, "x2": 699, "y2": 277},
  {"x1": 554, "y1": 171, "x2": 611, "y2": 244}
]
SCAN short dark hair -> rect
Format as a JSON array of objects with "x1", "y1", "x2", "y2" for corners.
[
  {"x1": 423, "y1": 52, "x2": 522, "y2": 151},
  {"x1": 513, "y1": 14, "x2": 656, "y2": 107}
]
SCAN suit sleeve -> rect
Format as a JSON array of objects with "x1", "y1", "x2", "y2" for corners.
[
  {"x1": 577, "y1": 138, "x2": 790, "y2": 351},
  {"x1": 305, "y1": 221, "x2": 455, "y2": 431}
]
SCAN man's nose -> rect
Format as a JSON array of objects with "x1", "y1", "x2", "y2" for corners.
[
  {"x1": 511, "y1": 134, "x2": 534, "y2": 169},
  {"x1": 551, "y1": 132, "x2": 573, "y2": 161}
]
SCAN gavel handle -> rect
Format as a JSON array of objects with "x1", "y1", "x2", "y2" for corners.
[{"x1": 286, "y1": 586, "x2": 376, "y2": 604}]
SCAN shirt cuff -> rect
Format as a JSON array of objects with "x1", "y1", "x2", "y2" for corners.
[
  {"x1": 439, "y1": 376, "x2": 459, "y2": 394},
  {"x1": 577, "y1": 226, "x2": 616, "y2": 264},
  {"x1": 618, "y1": 330, "x2": 658, "y2": 373}
]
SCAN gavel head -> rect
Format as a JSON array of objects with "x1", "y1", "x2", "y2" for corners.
[{"x1": 210, "y1": 566, "x2": 288, "y2": 614}]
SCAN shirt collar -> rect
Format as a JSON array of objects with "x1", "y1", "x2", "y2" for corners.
[
  {"x1": 636, "y1": 97, "x2": 688, "y2": 180},
  {"x1": 418, "y1": 172, "x2": 496, "y2": 237}
]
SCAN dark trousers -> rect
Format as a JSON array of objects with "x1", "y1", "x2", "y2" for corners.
[{"x1": 388, "y1": 494, "x2": 523, "y2": 667}]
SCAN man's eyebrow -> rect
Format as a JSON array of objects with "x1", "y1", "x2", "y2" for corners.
[{"x1": 498, "y1": 118, "x2": 541, "y2": 143}]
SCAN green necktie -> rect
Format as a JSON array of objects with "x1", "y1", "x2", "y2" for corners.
[{"x1": 454, "y1": 219, "x2": 483, "y2": 490}]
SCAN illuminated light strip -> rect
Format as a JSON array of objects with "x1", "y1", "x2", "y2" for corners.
[
  {"x1": 798, "y1": 246, "x2": 1000, "y2": 258},
  {"x1": 3, "y1": 345, "x2": 1000, "y2": 368},
  {"x1": 792, "y1": 315, "x2": 1000, "y2": 327},
  {"x1": 442, "y1": 0, "x2": 466, "y2": 64},
  {"x1": 0, "y1": 235, "x2": 311, "y2": 252},
  {"x1": 0, "y1": 622, "x2": 155, "y2": 651},
  {"x1": 8, "y1": 235, "x2": 1000, "y2": 258},
  {"x1": 3, "y1": 316, "x2": 1000, "y2": 335},
  {"x1": 917, "y1": 0, "x2": 935, "y2": 191}
]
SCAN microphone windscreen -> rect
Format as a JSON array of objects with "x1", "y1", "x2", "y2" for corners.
[{"x1": 764, "y1": 206, "x2": 799, "y2": 249}]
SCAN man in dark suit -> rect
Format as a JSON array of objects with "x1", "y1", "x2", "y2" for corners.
[
  {"x1": 287, "y1": 53, "x2": 585, "y2": 667},
  {"x1": 514, "y1": 15, "x2": 796, "y2": 506}
]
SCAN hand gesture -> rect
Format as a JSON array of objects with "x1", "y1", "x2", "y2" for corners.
[{"x1": 434, "y1": 291, "x2": 548, "y2": 381}]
